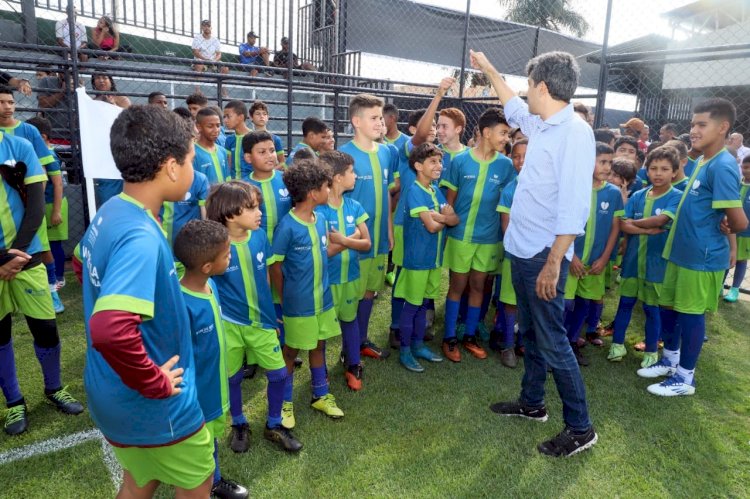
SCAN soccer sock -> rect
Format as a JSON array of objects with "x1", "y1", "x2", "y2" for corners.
[
  {"x1": 676, "y1": 312, "x2": 705, "y2": 372},
  {"x1": 0, "y1": 340, "x2": 22, "y2": 405},
  {"x1": 660, "y1": 307, "x2": 679, "y2": 351},
  {"x1": 390, "y1": 296, "x2": 405, "y2": 331},
  {"x1": 503, "y1": 309, "x2": 517, "y2": 349},
  {"x1": 493, "y1": 304, "x2": 505, "y2": 332},
  {"x1": 356, "y1": 298, "x2": 374, "y2": 345},
  {"x1": 493, "y1": 274, "x2": 501, "y2": 305},
  {"x1": 458, "y1": 293, "x2": 468, "y2": 323},
  {"x1": 732, "y1": 260, "x2": 747, "y2": 288},
  {"x1": 50, "y1": 242, "x2": 66, "y2": 281},
  {"x1": 675, "y1": 365, "x2": 695, "y2": 386},
  {"x1": 45, "y1": 262, "x2": 57, "y2": 289},
  {"x1": 612, "y1": 296, "x2": 637, "y2": 345},
  {"x1": 662, "y1": 348, "x2": 680, "y2": 367},
  {"x1": 425, "y1": 299, "x2": 435, "y2": 311},
  {"x1": 443, "y1": 298, "x2": 460, "y2": 340},
  {"x1": 212, "y1": 438, "x2": 221, "y2": 484},
  {"x1": 642, "y1": 304, "x2": 661, "y2": 353},
  {"x1": 228, "y1": 370, "x2": 247, "y2": 425},
  {"x1": 283, "y1": 371, "x2": 294, "y2": 402},
  {"x1": 412, "y1": 302, "x2": 427, "y2": 346},
  {"x1": 463, "y1": 306, "x2": 481, "y2": 338},
  {"x1": 274, "y1": 303, "x2": 285, "y2": 346},
  {"x1": 479, "y1": 291, "x2": 492, "y2": 322},
  {"x1": 563, "y1": 299, "x2": 575, "y2": 329},
  {"x1": 566, "y1": 297, "x2": 589, "y2": 343},
  {"x1": 265, "y1": 367, "x2": 286, "y2": 428},
  {"x1": 586, "y1": 302, "x2": 604, "y2": 335},
  {"x1": 310, "y1": 366, "x2": 328, "y2": 399},
  {"x1": 399, "y1": 302, "x2": 419, "y2": 348},
  {"x1": 33, "y1": 343, "x2": 62, "y2": 393},
  {"x1": 340, "y1": 320, "x2": 361, "y2": 367}
]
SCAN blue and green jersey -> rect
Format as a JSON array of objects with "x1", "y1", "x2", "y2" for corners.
[
  {"x1": 402, "y1": 181, "x2": 448, "y2": 270},
  {"x1": 739, "y1": 182, "x2": 750, "y2": 239},
  {"x1": 573, "y1": 182, "x2": 624, "y2": 265},
  {"x1": 160, "y1": 170, "x2": 209, "y2": 246},
  {"x1": 194, "y1": 143, "x2": 230, "y2": 185},
  {"x1": 225, "y1": 133, "x2": 252, "y2": 180},
  {"x1": 316, "y1": 197, "x2": 368, "y2": 284},
  {"x1": 246, "y1": 170, "x2": 292, "y2": 243}
]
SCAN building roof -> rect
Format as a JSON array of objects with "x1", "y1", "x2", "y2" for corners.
[{"x1": 662, "y1": 0, "x2": 749, "y2": 31}]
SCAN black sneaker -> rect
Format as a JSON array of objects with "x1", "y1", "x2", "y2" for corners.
[
  {"x1": 360, "y1": 340, "x2": 390, "y2": 359},
  {"x1": 488, "y1": 330, "x2": 501, "y2": 352},
  {"x1": 294, "y1": 357, "x2": 304, "y2": 369},
  {"x1": 489, "y1": 400, "x2": 548, "y2": 422},
  {"x1": 46, "y1": 387, "x2": 84, "y2": 415},
  {"x1": 229, "y1": 423, "x2": 251, "y2": 453},
  {"x1": 538, "y1": 426, "x2": 598, "y2": 457},
  {"x1": 211, "y1": 477, "x2": 249, "y2": 499},
  {"x1": 388, "y1": 328, "x2": 400, "y2": 349},
  {"x1": 571, "y1": 343, "x2": 589, "y2": 367},
  {"x1": 4, "y1": 402, "x2": 28, "y2": 435},
  {"x1": 243, "y1": 363, "x2": 258, "y2": 379},
  {"x1": 264, "y1": 424, "x2": 303, "y2": 453}
]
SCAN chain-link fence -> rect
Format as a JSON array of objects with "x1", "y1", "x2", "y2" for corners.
[{"x1": 0, "y1": 0, "x2": 748, "y2": 293}]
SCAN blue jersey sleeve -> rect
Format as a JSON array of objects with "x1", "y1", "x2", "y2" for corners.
[
  {"x1": 12, "y1": 137, "x2": 46, "y2": 185},
  {"x1": 442, "y1": 152, "x2": 461, "y2": 191},
  {"x1": 195, "y1": 172, "x2": 209, "y2": 206},
  {"x1": 709, "y1": 159, "x2": 742, "y2": 209},
  {"x1": 273, "y1": 135, "x2": 284, "y2": 156},
  {"x1": 353, "y1": 199, "x2": 369, "y2": 225},
  {"x1": 498, "y1": 186, "x2": 513, "y2": 213},
  {"x1": 271, "y1": 219, "x2": 291, "y2": 262},
  {"x1": 663, "y1": 190, "x2": 681, "y2": 219}
]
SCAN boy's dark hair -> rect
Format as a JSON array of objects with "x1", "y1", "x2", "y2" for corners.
[
  {"x1": 636, "y1": 148, "x2": 646, "y2": 166},
  {"x1": 594, "y1": 128, "x2": 615, "y2": 144},
  {"x1": 525, "y1": 51, "x2": 579, "y2": 102},
  {"x1": 647, "y1": 141, "x2": 663, "y2": 154},
  {"x1": 225, "y1": 100, "x2": 248, "y2": 118},
  {"x1": 25, "y1": 116, "x2": 52, "y2": 138},
  {"x1": 664, "y1": 139, "x2": 688, "y2": 159},
  {"x1": 292, "y1": 147, "x2": 315, "y2": 163},
  {"x1": 693, "y1": 98, "x2": 736, "y2": 135},
  {"x1": 319, "y1": 150, "x2": 354, "y2": 176},
  {"x1": 611, "y1": 157, "x2": 637, "y2": 182},
  {"x1": 348, "y1": 94, "x2": 384, "y2": 120},
  {"x1": 645, "y1": 145, "x2": 680, "y2": 171},
  {"x1": 382, "y1": 103, "x2": 399, "y2": 118},
  {"x1": 173, "y1": 219, "x2": 229, "y2": 270},
  {"x1": 301, "y1": 117, "x2": 328, "y2": 137},
  {"x1": 0, "y1": 85, "x2": 14, "y2": 97},
  {"x1": 477, "y1": 108, "x2": 508, "y2": 133},
  {"x1": 408, "y1": 142, "x2": 443, "y2": 171},
  {"x1": 242, "y1": 131, "x2": 274, "y2": 154},
  {"x1": 573, "y1": 102, "x2": 590, "y2": 120},
  {"x1": 511, "y1": 138, "x2": 528, "y2": 152},
  {"x1": 206, "y1": 180, "x2": 262, "y2": 226},
  {"x1": 742, "y1": 155, "x2": 750, "y2": 165},
  {"x1": 186, "y1": 93, "x2": 208, "y2": 107},
  {"x1": 282, "y1": 159, "x2": 333, "y2": 203},
  {"x1": 196, "y1": 107, "x2": 220, "y2": 124},
  {"x1": 595, "y1": 142, "x2": 614, "y2": 156},
  {"x1": 408, "y1": 109, "x2": 427, "y2": 129},
  {"x1": 173, "y1": 107, "x2": 192, "y2": 120},
  {"x1": 109, "y1": 106, "x2": 193, "y2": 182},
  {"x1": 677, "y1": 133, "x2": 692, "y2": 148},
  {"x1": 147, "y1": 91, "x2": 166, "y2": 103},
  {"x1": 614, "y1": 136, "x2": 639, "y2": 153},
  {"x1": 249, "y1": 100, "x2": 269, "y2": 115}
]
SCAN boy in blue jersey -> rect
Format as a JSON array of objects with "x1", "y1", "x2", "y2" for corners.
[
  {"x1": 287, "y1": 117, "x2": 328, "y2": 165},
  {"x1": 664, "y1": 139, "x2": 690, "y2": 192},
  {"x1": 194, "y1": 108, "x2": 230, "y2": 184},
  {"x1": 250, "y1": 101, "x2": 286, "y2": 166},
  {"x1": 340, "y1": 94, "x2": 395, "y2": 360},
  {"x1": 174, "y1": 220, "x2": 249, "y2": 499},
  {"x1": 160, "y1": 169, "x2": 209, "y2": 246},
  {"x1": 270, "y1": 159, "x2": 345, "y2": 422},
  {"x1": 440, "y1": 108, "x2": 516, "y2": 362},
  {"x1": 317, "y1": 151, "x2": 372, "y2": 390},
  {"x1": 0, "y1": 131, "x2": 83, "y2": 436},
  {"x1": 724, "y1": 155, "x2": 750, "y2": 302},
  {"x1": 80, "y1": 106, "x2": 213, "y2": 496},
  {"x1": 563, "y1": 143, "x2": 623, "y2": 366},
  {"x1": 639, "y1": 98, "x2": 748, "y2": 396},
  {"x1": 383, "y1": 103, "x2": 408, "y2": 150},
  {"x1": 608, "y1": 146, "x2": 682, "y2": 368},
  {"x1": 395, "y1": 143, "x2": 458, "y2": 372},
  {"x1": 223, "y1": 100, "x2": 253, "y2": 180},
  {"x1": 206, "y1": 181, "x2": 302, "y2": 453}
]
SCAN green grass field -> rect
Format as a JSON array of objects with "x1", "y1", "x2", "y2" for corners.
[{"x1": 1, "y1": 273, "x2": 748, "y2": 498}]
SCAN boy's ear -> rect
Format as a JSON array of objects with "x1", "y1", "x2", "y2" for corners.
[
  {"x1": 200, "y1": 260, "x2": 214, "y2": 276},
  {"x1": 160, "y1": 156, "x2": 179, "y2": 181},
  {"x1": 243, "y1": 152, "x2": 253, "y2": 164}
]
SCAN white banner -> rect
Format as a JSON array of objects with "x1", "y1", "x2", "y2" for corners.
[{"x1": 76, "y1": 87, "x2": 123, "y2": 180}]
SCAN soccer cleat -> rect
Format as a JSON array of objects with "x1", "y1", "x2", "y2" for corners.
[
  {"x1": 311, "y1": 393, "x2": 344, "y2": 419},
  {"x1": 264, "y1": 425, "x2": 303, "y2": 453},
  {"x1": 360, "y1": 340, "x2": 390, "y2": 360},
  {"x1": 537, "y1": 426, "x2": 598, "y2": 457},
  {"x1": 56, "y1": 277, "x2": 66, "y2": 289},
  {"x1": 477, "y1": 323, "x2": 490, "y2": 341},
  {"x1": 724, "y1": 287, "x2": 740, "y2": 302},
  {"x1": 647, "y1": 374, "x2": 696, "y2": 397},
  {"x1": 607, "y1": 343, "x2": 627, "y2": 362},
  {"x1": 388, "y1": 329, "x2": 401, "y2": 349},
  {"x1": 293, "y1": 357, "x2": 303, "y2": 369},
  {"x1": 571, "y1": 343, "x2": 589, "y2": 367},
  {"x1": 500, "y1": 348, "x2": 518, "y2": 368},
  {"x1": 586, "y1": 334, "x2": 604, "y2": 347},
  {"x1": 399, "y1": 350, "x2": 425, "y2": 372},
  {"x1": 640, "y1": 352, "x2": 659, "y2": 369},
  {"x1": 281, "y1": 401, "x2": 296, "y2": 429},
  {"x1": 4, "y1": 403, "x2": 28, "y2": 435},
  {"x1": 599, "y1": 322, "x2": 614, "y2": 337},
  {"x1": 411, "y1": 345, "x2": 443, "y2": 363},
  {"x1": 490, "y1": 400, "x2": 548, "y2": 422},
  {"x1": 462, "y1": 336, "x2": 488, "y2": 359},
  {"x1": 46, "y1": 387, "x2": 83, "y2": 415},
  {"x1": 211, "y1": 477, "x2": 249, "y2": 499},
  {"x1": 636, "y1": 358, "x2": 676, "y2": 379},
  {"x1": 345, "y1": 364, "x2": 363, "y2": 391},
  {"x1": 229, "y1": 423, "x2": 251, "y2": 453},
  {"x1": 634, "y1": 341, "x2": 646, "y2": 352},
  {"x1": 442, "y1": 338, "x2": 461, "y2": 363},
  {"x1": 515, "y1": 344, "x2": 525, "y2": 357},
  {"x1": 51, "y1": 291, "x2": 65, "y2": 314}
]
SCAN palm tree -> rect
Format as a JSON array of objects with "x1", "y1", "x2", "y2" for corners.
[{"x1": 498, "y1": 0, "x2": 590, "y2": 38}]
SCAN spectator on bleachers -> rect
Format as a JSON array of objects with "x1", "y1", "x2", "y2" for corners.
[
  {"x1": 148, "y1": 91, "x2": 169, "y2": 109},
  {"x1": 272, "y1": 37, "x2": 315, "y2": 72},
  {"x1": 55, "y1": 5, "x2": 88, "y2": 62},
  {"x1": 192, "y1": 20, "x2": 228, "y2": 75},
  {"x1": 0, "y1": 71, "x2": 31, "y2": 96},
  {"x1": 90, "y1": 16, "x2": 119, "y2": 58},
  {"x1": 90, "y1": 71, "x2": 131, "y2": 109},
  {"x1": 37, "y1": 72, "x2": 77, "y2": 143},
  {"x1": 239, "y1": 31, "x2": 270, "y2": 76},
  {"x1": 34, "y1": 65, "x2": 56, "y2": 81}
]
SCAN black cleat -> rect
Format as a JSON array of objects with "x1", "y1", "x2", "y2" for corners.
[
  {"x1": 229, "y1": 423, "x2": 251, "y2": 453},
  {"x1": 46, "y1": 387, "x2": 84, "y2": 415},
  {"x1": 3, "y1": 402, "x2": 28, "y2": 435},
  {"x1": 264, "y1": 425, "x2": 303, "y2": 453},
  {"x1": 211, "y1": 477, "x2": 249, "y2": 499}
]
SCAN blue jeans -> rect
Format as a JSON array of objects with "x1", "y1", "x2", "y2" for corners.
[{"x1": 510, "y1": 249, "x2": 592, "y2": 432}]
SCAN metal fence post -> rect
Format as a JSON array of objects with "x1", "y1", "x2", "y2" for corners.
[
  {"x1": 287, "y1": 0, "x2": 295, "y2": 153},
  {"x1": 594, "y1": 0, "x2": 614, "y2": 129},
  {"x1": 458, "y1": 0, "x2": 472, "y2": 100}
]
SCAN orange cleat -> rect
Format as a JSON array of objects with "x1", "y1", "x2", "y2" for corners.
[
  {"x1": 345, "y1": 365, "x2": 363, "y2": 391},
  {"x1": 442, "y1": 338, "x2": 461, "y2": 363},
  {"x1": 462, "y1": 336, "x2": 488, "y2": 359}
]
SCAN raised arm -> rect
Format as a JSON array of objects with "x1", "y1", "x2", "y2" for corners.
[{"x1": 412, "y1": 77, "x2": 455, "y2": 147}]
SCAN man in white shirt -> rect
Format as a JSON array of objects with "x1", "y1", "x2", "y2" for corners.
[
  {"x1": 192, "y1": 20, "x2": 228, "y2": 74},
  {"x1": 55, "y1": 6, "x2": 88, "y2": 62},
  {"x1": 729, "y1": 133, "x2": 750, "y2": 164}
]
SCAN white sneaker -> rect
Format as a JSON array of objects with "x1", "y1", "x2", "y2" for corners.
[
  {"x1": 647, "y1": 374, "x2": 695, "y2": 397},
  {"x1": 636, "y1": 358, "x2": 676, "y2": 378},
  {"x1": 56, "y1": 278, "x2": 66, "y2": 290}
]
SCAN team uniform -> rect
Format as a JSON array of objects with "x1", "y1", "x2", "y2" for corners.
[
  {"x1": 161, "y1": 171, "x2": 209, "y2": 246},
  {"x1": 384, "y1": 131, "x2": 409, "y2": 152},
  {"x1": 737, "y1": 182, "x2": 750, "y2": 260},
  {"x1": 496, "y1": 177, "x2": 518, "y2": 307},
  {"x1": 672, "y1": 177, "x2": 689, "y2": 192},
  {"x1": 684, "y1": 157, "x2": 698, "y2": 178},
  {"x1": 392, "y1": 138, "x2": 415, "y2": 267},
  {"x1": 286, "y1": 141, "x2": 314, "y2": 165},
  {"x1": 438, "y1": 143, "x2": 468, "y2": 192},
  {"x1": 246, "y1": 170, "x2": 292, "y2": 243},
  {"x1": 224, "y1": 133, "x2": 253, "y2": 180},
  {"x1": 194, "y1": 143, "x2": 230, "y2": 185}
]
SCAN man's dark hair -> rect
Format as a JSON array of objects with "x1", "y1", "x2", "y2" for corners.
[
  {"x1": 645, "y1": 145, "x2": 680, "y2": 172},
  {"x1": 196, "y1": 107, "x2": 220, "y2": 124},
  {"x1": 319, "y1": 150, "x2": 354, "y2": 176},
  {"x1": 25, "y1": 116, "x2": 52, "y2": 138},
  {"x1": 477, "y1": 108, "x2": 508, "y2": 134},
  {"x1": 173, "y1": 107, "x2": 192, "y2": 120},
  {"x1": 186, "y1": 92, "x2": 209, "y2": 107},
  {"x1": 408, "y1": 109, "x2": 427, "y2": 129},
  {"x1": 594, "y1": 128, "x2": 615, "y2": 144},
  {"x1": 677, "y1": 133, "x2": 691, "y2": 148},
  {"x1": 206, "y1": 180, "x2": 261, "y2": 226},
  {"x1": 573, "y1": 102, "x2": 590, "y2": 120},
  {"x1": 595, "y1": 142, "x2": 614, "y2": 156},
  {"x1": 693, "y1": 98, "x2": 736, "y2": 135},
  {"x1": 225, "y1": 100, "x2": 248, "y2": 118},
  {"x1": 148, "y1": 91, "x2": 166, "y2": 104},
  {"x1": 282, "y1": 159, "x2": 332, "y2": 203},
  {"x1": 382, "y1": 103, "x2": 399, "y2": 118},
  {"x1": 614, "y1": 136, "x2": 639, "y2": 154},
  {"x1": 408, "y1": 142, "x2": 443, "y2": 172},
  {"x1": 173, "y1": 219, "x2": 229, "y2": 270},
  {"x1": 109, "y1": 106, "x2": 193, "y2": 182},
  {"x1": 525, "y1": 51, "x2": 580, "y2": 102},
  {"x1": 301, "y1": 117, "x2": 328, "y2": 137},
  {"x1": 242, "y1": 131, "x2": 274, "y2": 154},
  {"x1": 661, "y1": 122, "x2": 678, "y2": 134}
]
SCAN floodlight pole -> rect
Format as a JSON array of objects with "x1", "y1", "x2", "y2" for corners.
[
  {"x1": 594, "y1": 0, "x2": 614, "y2": 129},
  {"x1": 458, "y1": 0, "x2": 472, "y2": 100}
]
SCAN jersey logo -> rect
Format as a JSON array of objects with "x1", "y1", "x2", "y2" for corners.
[
  {"x1": 600, "y1": 201, "x2": 610, "y2": 211},
  {"x1": 692, "y1": 180, "x2": 701, "y2": 191},
  {"x1": 256, "y1": 251, "x2": 264, "y2": 263},
  {"x1": 321, "y1": 235, "x2": 327, "y2": 246},
  {"x1": 346, "y1": 215, "x2": 354, "y2": 224},
  {"x1": 184, "y1": 191, "x2": 192, "y2": 201},
  {"x1": 278, "y1": 188, "x2": 289, "y2": 197},
  {"x1": 383, "y1": 169, "x2": 388, "y2": 179},
  {"x1": 655, "y1": 208, "x2": 662, "y2": 216}
]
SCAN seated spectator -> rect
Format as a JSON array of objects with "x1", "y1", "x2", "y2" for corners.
[
  {"x1": 192, "y1": 20, "x2": 228, "y2": 74},
  {"x1": 272, "y1": 37, "x2": 315, "y2": 72},
  {"x1": 38, "y1": 72, "x2": 77, "y2": 143},
  {"x1": 0, "y1": 71, "x2": 31, "y2": 96},
  {"x1": 34, "y1": 65, "x2": 56, "y2": 81},
  {"x1": 90, "y1": 72, "x2": 131, "y2": 109},
  {"x1": 239, "y1": 31, "x2": 270, "y2": 76},
  {"x1": 90, "y1": 16, "x2": 119, "y2": 58},
  {"x1": 148, "y1": 91, "x2": 169, "y2": 109},
  {"x1": 55, "y1": 5, "x2": 88, "y2": 62}
]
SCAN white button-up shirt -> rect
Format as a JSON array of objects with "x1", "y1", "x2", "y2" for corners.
[{"x1": 55, "y1": 19, "x2": 87, "y2": 49}]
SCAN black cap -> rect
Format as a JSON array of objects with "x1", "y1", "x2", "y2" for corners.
[
  {"x1": 247, "y1": 31, "x2": 258, "y2": 38},
  {"x1": 281, "y1": 36, "x2": 289, "y2": 44},
  {"x1": 201, "y1": 19, "x2": 211, "y2": 26}
]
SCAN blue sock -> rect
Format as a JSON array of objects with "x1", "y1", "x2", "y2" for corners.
[
  {"x1": 425, "y1": 299, "x2": 435, "y2": 311},
  {"x1": 732, "y1": 261, "x2": 747, "y2": 288},
  {"x1": 34, "y1": 343, "x2": 61, "y2": 392},
  {"x1": 0, "y1": 340, "x2": 22, "y2": 404},
  {"x1": 310, "y1": 366, "x2": 328, "y2": 399},
  {"x1": 274, "y1": 303, "x2": 285, "y2": 346},
  {"x1": 642, "y1": 304, "x2": 661, "y2": 352},
  {"x1": 357, "y1": 299, "x2": 374, "y2": 345},
  {"x1": 493, "y1": 304, "x2": 505, "y2": 332},
  {"x1": 340, "y1": 320, "x2": 361, "y2": 367},
  {"x1": 50, "y1": 242, "x2": 66, "y2": 281},
  {"x1": 45, "y1": 262, "x2": 56, "y2": 287},
  {"x1": 563, "y1": 298, "x2": 575, "y2": 328},
  {"x1": 228, "y1": 370, "x2": 247, "y2": 425},
  {"x1": 443, "y1": 299, "x2": 460, "y2": 340},
  {"x1": 212, "y1": 438, "x2": 221, "y2": 484},
  {"x1": 676, "y1": 312, "x2": 705, "y2": 371},
  {"x1": 479, "y1": 292, "x2": 491, "y2": 322},
  {"x1": 283, "y1": 371, "x2": 294, "y2": 402},
  {"x1": 411, "y1": 302, "x2": 427, "y2": 346},
  {"x1": 266, "y1": 367, "x2": 286, "y2": 428},
  {"x1": 660, "y1": 307, "x2": 679, "y2": 351},
  {"x1": 503, "y1": 309, "x2": 517, "y2": 349},
  {"x1": 493, "y1": 274, "x2": 501, "y2": 305},
  {"x1": 390, "y1": 296, "x2": 405, "y2": 331},
  {"x1": 586, "y1": 302, "x2": 604, "y2": 334},
  {"x1": 464, "y1": 306, "x2": 481, "y2": 337},
  {"x1": 566, "y1": 297, "x2": 589, "y2": 343},
  {"x1": 399, "y1": 302, "x2": 419, "y2": 348},
  {"x1": 612, "y1": 296, "x2": 637, "y2": 344},
  {"x1": 458, "y1": 293, "x2": 469, "y2": 323}
]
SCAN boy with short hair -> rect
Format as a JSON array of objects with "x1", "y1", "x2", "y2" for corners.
[
  {"x1": 186, "y1": 92, "x2": 209, "y2": 119},
  {"x1": 194, "y1": 108, "x2": 230, "y2": 185},
  {"x1": 287, "y1": 117, "x2": 328, "y2": 164},
  {"x1": 316, "y1": 151, "x2": 372, "y2": 389},
  {"x1": 80, "y1": 106, "x2": 212, "y2": 496},
  {"x1": 440, "y1": 107, "x2": 516, "y2": 362},
  {"x1": 223, "y1": 100, "x2": 253, "y2": 180},
  {"x1": 206, "y1": 181, "x2": 302, "y2": 453},
  {"x1": 639, "y1": 98, "x2": 748, "y2": 396},
  {"x1": 608, "y1": 146, "x2": 682, "y2": 367},
  {"x1": 723, "y1": 155, "x2": 750, "y2": 302},
  {"x1": 249, "y1": 100, "x2": 286, "y2": 165},
  {"x1": 270, "y1": 159, "x2": 345, "y2": 422},
  {"x1": 174, "y1": 219, "x2": 249, "y2": 499},
  {"x1": 663, "y1": 139, "x2": 690, "y2": 191},
  {"x1": 383, "y1": 103, "x2": 408, "y2": 151}
]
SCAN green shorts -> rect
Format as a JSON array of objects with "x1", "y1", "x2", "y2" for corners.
[
  {"x1": 358, "y1": 255, "x2": 387, "y2": 297},
  {"x1": 564, "y1": 268, "x2": 606, "y2": 301},
  {"x1": 223, "y1": 321, "x2": 285, "y2": 376},
  {"x1": 444, "y1": 238, "x2": 500, "y2": 274},
  {"x1": 393, "y1": 267, "x2": 442, "y2": 306},
  {"x1": 499, "y1": 257, "x2": 516, "y2": 306},
  {"x1": 619, "y1": 277, "x2": 662, "y2": 306},
  {"x1": 205, "y1": 412, "x2": 227, "y2": 441},
  {"x1": 38, "y1": 217, "x2": 50, "y2": 252},
  {"x1": 660, "y1": 261, "x2": 723, "y2": 314},
  {"x1": 392, "y1": 225, "x2": 404, "y2": 267},
  {"x1": 284, "y1": 307, "x2": 340, "y2": 350},
  {"x1": 45, "y1": 198, "x2": 69, "y2": 241},
  {"x1": 0, "y1": 263, "x2": 55, "y2": 320},
  {"x1": 737, "y1": 236, "x2": 750, "y2": 261},
  {"x1": 112, "y1": 425, "x2": 214, "y2": 490},
  {"x1": 332, "y1": 280, "x2": 360, "y2": 322}
]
